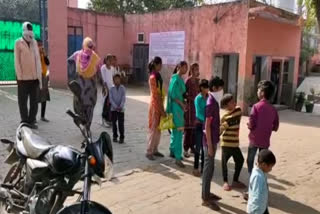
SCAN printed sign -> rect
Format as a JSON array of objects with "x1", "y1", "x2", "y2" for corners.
[{"x1": 149, "y1": 31, "x2": 185, "y2": 65}]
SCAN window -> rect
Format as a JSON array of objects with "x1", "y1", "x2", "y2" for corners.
[{"x1": 137, "y1": 33, "x2": 144, "y2": 43}]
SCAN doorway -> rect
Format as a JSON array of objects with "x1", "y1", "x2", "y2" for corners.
[
  {"x1": 213, "y1": 54, "x2": 239, "y2": 99},
  {"x1": 270, "y1": 58, "x2": 295, "y2": 105},
  {"x1": 271, "y1": 61, "x2": 281, "y2": 104},
  {"x1": 132, "y1": 44, "x2": 149, "y2": 83},
  {"x1": 67, "y1": 26, "x2": 83, "y2": 57}
]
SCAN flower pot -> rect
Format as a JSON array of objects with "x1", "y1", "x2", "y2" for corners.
[
  {"x1": 305, "y1": 104, "x2": 314, "y2": 113},
  {"x1": 295, "y1": 102, "x2": 304, "y2": 112}
]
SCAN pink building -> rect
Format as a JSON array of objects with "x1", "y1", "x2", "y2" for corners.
[
  {"x1": 48, "y1": 0, "x2": 302, "y2": 112},
  {"x1": 67, "y1": 0, "x2": 78, "y2": 8}
]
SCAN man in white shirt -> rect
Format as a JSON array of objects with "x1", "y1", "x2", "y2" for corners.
[{"x1": 100, "y1": 55, "x2": 114, "y2": 126}]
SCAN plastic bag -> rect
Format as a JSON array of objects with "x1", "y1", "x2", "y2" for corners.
[{"x1": 159, "y1": 114, "x2": 175, "y2": 131}]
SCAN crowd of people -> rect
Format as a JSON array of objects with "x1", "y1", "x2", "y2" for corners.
[
  {"x1": 14, "y1": 22, "x2": 279, "y2": 213},
  {"x1": 147, "y1": 56, "x2": 279, "y2": 213}
]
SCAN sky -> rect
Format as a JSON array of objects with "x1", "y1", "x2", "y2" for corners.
[{"x1": 78, "y1": 0, "x2": 90, "y2": 9}]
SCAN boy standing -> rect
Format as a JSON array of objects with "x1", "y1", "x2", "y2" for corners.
[
  {"x1": 247, "y1": 80, "x2": 279, "y2": 175},
  {"x1": 193, "y1": 79, "x2": 209, "y2": 177},
  {"x1": 109, "y1": 74, "x2": 126, "y2": 144},
  {"x1": 201, "y1": 77, "x2": 223, "y2": 211},
  {"x1": 247, "y1": 149, "x2": 276, "y2": 214},
  {"x1": 220, "y1": 94, "x2": 246, "y2": 191},
  {"x1": 100, "y1": 55, "x2": 114, "y2": 126}
]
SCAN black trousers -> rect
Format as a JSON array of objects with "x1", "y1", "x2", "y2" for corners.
[
  {"x1": 102, "y1": 95, "x2": 111, "y2": 122},
  {"x1": 221, "y1": 147, "x2": 244, "y2": 182},
  {"x1": 17, "y1": 80, "x2": 39, "y2": 124},
  {"x1": 41, "y1": 102, "x2": 46, "y2": 118},
  {"x1": 111, "y1": 111, "x2": 124, "y2": 140},
  {"x1": 194, "y1": 123, "x2": 204, "y2": 172}
]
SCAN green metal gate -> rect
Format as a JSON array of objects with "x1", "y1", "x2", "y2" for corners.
[{"x1": 0, "y1": 21, "x2": 41, "y2": 83}]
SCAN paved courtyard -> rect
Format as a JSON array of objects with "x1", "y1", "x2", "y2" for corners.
[{"x1": 0, "y1": 86, "x2": 320, "y2": 214}]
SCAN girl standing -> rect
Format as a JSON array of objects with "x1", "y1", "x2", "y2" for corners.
[
  {"x1": 37, "y1": 39, "x2": 50, "y2": 122},
  {"x1": 146, "y1": 57, "x2": 166, "y2": 160},
  {"x1": 183, "y1": 63, "x2": 200, "y2": 157},
  {"x1": 167, "y1": 61, "x2": 188, "y2": 168}
]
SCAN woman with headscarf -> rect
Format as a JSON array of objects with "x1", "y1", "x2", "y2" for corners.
[
  {"x1": 67, "y1": 37, "x2": 100, "y2": 128},
  {"x1": 14, "y1": 22, "x2": 42, "y2": 129},
  {"x1": 167, "y1": 61, "x2": 188, "y2": 168},
  {"x1": 183, "y1": 63, "x2": 200, "y2": 157}
]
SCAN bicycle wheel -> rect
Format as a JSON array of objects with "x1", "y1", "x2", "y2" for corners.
[{"x1": 57, "y1": 201, "x2": 112, "y2": 214}]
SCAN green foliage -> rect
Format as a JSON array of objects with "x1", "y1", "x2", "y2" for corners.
[
  {"x1": 0, "y1": 0, "x2": 40, "y2": 23},
  {"x1": 298, "y1": 0, "x2": 317, "y2": 30},
  {"x1": 88, "y1": 0, "x2": 203, "y2": 14},
  {"x1": 301, "y1": 30, "x2": 318, "y2": 62}
]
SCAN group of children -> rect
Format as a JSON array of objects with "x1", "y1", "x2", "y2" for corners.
[
  {"x1": 100, "y1": 54, "x2": 126, "y2": 144},
  {"x1": 192, "y1": 77, "x2": 279, "y2": 213}
]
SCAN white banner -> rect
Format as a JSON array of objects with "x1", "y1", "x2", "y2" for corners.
[{"x1": 149, "y1": 31, "x2": 185, "y2": 65}]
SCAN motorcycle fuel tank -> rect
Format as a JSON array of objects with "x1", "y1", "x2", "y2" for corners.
[{"x1": 44, "y1": 145, "x2": 82, "y2": 175}]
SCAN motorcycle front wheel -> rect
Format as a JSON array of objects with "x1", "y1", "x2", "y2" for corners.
[{"x1": 57, "y1": 201, "x2": 112, "y2": 214}]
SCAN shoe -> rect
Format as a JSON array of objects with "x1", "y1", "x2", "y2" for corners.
[
  {"x1": 202, "y1": 200, "x2": 220, "y2": 211},
  {"x1": 175, "y1": 160, "x2": 185, "y2": 168},
  {"x1": 209, "y1": 193, "x2": 222, "y2": 201},
  {"x1": 146, "y1": 154, "x2": 155, "y2": 161},
  {"x1": 232, "y1": 181, "x2": 247, "y2": 189},
  {"x1": 154, "y1": 151, "x2": 164, "y2": 157},
  {"x1": 113, "y1": 138, "x2": 118, "y2": 143},
  {"x1": 193, "y1": 169, "x2": 201, "y2": 177},
  {"x1": 41, "y1": 117, "x2": 49, "y2": 122},
  {"x1": 119, "y1": 139, "x2": 124, "y2": 144}
]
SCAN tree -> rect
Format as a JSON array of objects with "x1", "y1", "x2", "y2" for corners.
[
  {"x1": 88, "y1": 0, "x2": 203, "y2": 14},
  {"x1": 0, "y1": 0, "x2": 40, "y2": 23},
  {"x1": 298, "y1": 0, "x2": 320, "y2": 31}
]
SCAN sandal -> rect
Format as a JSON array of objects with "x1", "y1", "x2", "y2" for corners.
[
  {"x1": 202, "y1": 200, "x2": 220, "y2": 211},
  {"x1": 175, "y1": 160, "x2": 185, "y2": 168},
  {"x1": 232, "y1": 181, "x2": 247, "y2": 189},
  {"x1": 223, "y1": 183, "x2": 232, "y2": 191},
  {"x1": 193, "y1": 169, "x2": 201, "y2": 177},
  {"x1": 146, "y1": 154, "x2": 155, "y2": 161},
  {"x1": 154, "y1": 151, "x2": 164, "y2": 157},
  {"x1": 184, "y1": 151, "x2": 190, "y2": 158}
]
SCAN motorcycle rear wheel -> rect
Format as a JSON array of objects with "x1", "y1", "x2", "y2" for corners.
[{"x1": 57, "y1": 201, "x2": 112, "y2": 214}]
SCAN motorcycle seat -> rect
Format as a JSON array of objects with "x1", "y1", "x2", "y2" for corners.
[{"x1": 17, "y1": 127, "x2": 54, "y2": 159}]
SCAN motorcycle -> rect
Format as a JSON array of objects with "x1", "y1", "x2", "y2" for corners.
[{"x1": 0, "y1": 81, "x2": 113, "y2": 214}]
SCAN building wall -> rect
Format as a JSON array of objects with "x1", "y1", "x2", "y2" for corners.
[
  {"x1": 48, "y1": 0, "x2": 68, "y2": 87},
  {"x1": 47, "y1": 2, "x2": 301, "y2": 108},
  {"x1": 67, "y1": 0, "x2": 78, "y2": 8},
  {"x1": 245, "y1": 17, "x2": 301, "y2": 105},
  {"x1": 124, "y1": 2, "x2": 249, "y2": 83},
  {"x1": 67, "y1": 8, "x2": 125, "y2": 63}
]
